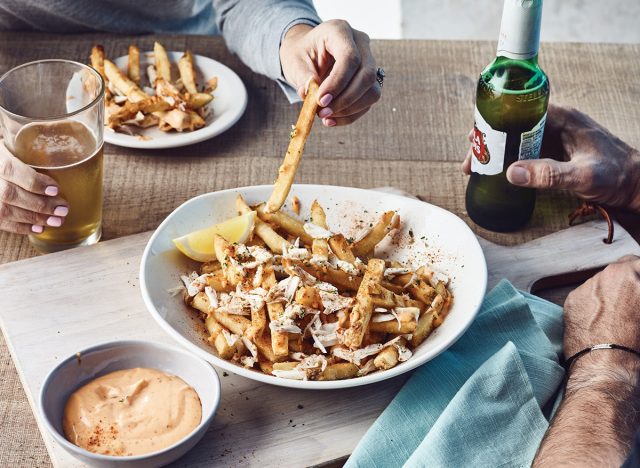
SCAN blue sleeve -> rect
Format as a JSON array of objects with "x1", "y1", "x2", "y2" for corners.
[{"x1": 212, "y1": 0, "x2": 321, "y2": 102}]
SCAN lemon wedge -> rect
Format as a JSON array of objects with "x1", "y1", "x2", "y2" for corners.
[{"x1": 173, "y1": 211, "x2": 256, "y2": 262}]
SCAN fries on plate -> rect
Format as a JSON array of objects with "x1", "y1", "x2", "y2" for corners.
[
  {"x1": 90, "y1": 41, "x2": 218, "y2": 135},
  {"x1": 174, "y1": 195, "x2": 454, "y2": 381}
]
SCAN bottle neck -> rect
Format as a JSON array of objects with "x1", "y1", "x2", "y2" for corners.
[{"x1": 497, "y1": 0, "x2": 543, "y2": 60}]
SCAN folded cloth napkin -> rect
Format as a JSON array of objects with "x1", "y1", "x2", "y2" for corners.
[{"x1": 345, "y1": 279, "x2": 565, "y2": 468}]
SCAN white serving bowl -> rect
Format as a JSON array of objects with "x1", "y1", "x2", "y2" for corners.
[
  {"x1": 39, "y1": 340, "x2": 220, "y2": 467},
  {"x1": 140, "y1": 185, "x2": 487, "y2": 390}
]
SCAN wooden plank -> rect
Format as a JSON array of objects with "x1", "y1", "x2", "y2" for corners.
[{"x1": 1, "y1": 220, "x2": 638, "y2": 467}]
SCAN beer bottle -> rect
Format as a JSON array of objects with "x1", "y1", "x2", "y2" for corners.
[{"x1": 465, "y1": 0, "x2": 550, "y2": 232}]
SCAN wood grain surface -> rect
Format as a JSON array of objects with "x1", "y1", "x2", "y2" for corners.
[{"x1": 0, "y1": 33, "x2": 639, "y2": 468}]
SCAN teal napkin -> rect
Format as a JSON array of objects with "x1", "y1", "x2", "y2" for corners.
[{"x1": 346, "y1": 279, "x2": 565, "y2": 468}]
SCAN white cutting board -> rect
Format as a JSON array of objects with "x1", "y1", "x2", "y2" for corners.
[{"x1": 0, "y1": 220, "x2": 637, "y2": 467}]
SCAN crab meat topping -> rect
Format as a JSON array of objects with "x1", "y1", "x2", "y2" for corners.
[
  {"x1": 357, "y1": 359, "x2": 378, "y2": 376},
  {"x1": 303, "y1": 223, "x2": 333, "y2": 239},
  {"x1": 319, "y1": 290, "x2": 354, "y2": 314},
  {"x1": 204, "y1": 286, "x2": 218, "y2": 310},
  {"x1": 336, "y1": 259, "x2": 359, "y2": 276},
  {"x1": 241, "y1": 336, "x2": 258, "y2": 358},
  {"x1": 221, "y1": 329, "x2": 240, "y2": 347},
  {"x1": 384, "y1": 267, "x2": 411, "y2": 279}
]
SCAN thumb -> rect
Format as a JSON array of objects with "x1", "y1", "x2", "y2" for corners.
[{"x1": 506, "y1": 159, "x2": 584, "y2": 191}]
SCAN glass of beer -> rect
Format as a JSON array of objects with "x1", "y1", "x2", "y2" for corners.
[{"x1": 0, "y1": 60, "x2": 104, "y2": 253}]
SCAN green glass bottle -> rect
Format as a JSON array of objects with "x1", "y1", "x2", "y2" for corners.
[{"x1": 465, "y1": 0, "x2": 550, "y2": 232}]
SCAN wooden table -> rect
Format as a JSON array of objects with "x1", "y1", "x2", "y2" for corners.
[{"x1": 0, "y1": 33, "x2": 638, "y2": 467}]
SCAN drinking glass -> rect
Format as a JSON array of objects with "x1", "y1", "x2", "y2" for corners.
[{"x1": 0, "y1": 60, "x2": 104, "y2": 253}]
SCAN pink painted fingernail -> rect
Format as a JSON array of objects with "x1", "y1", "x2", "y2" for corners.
[
  {"x1": 46, "y1": 216, "x2": 62, "y2": 227},
  {"x1": 31, "y1": 225, "x2": 44, "y2": 234},
  {"x1": 45, "y1": 186, "x2": 58, "y2": 196},
  {"x1": 323, "y1": 118, "x2": 337, "y2": 127},
  {"x1": 54, "y1": 206, "x2": 69, "y2": 217},
  {"x1": 318, "y1": 107, "x2": 333, "y2": 119},
  {"x1": 319, "y1": 94, "x2": 333, "y2": 107}
]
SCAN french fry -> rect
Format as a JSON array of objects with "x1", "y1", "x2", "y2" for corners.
[
  {"x1": 128, "y1": 44, "x2": 141, "y2": 84},
  {"x1": 261, "y1": 267, "x2": 288, "y2": 358},
  {"x1": 236, "y1": 195, "x2": 290, "y2": 254},
  {"x1": 341, "y1": 259, "x2": 385, "y2": 349},
  {"x1": 254, "y1": 331, "x2": 281, "y2": 362},
  {"x1": 294, "y1": 285, "x2": 322, "y2": 309},
  {"x1": 258, "y1": 358, "x2": 274, "y2": 375},
  {"x1": 369, "y1": 319, "x2": 416, "y2": 334},
  {"x1": 206, "y1": 316, "x2": 246, "y2": 359},
  {"x1": 178, "y1": 50, "x2": 198, "y2": 94},
  {"x1": 153, "y1": 41, "x2": 172, "y2": 83},
  {"x1": 328, "y1": 234, "x2": 356, "y2": 263},
  {"x1": 205, "y1": 314, "x2": 223, "y2": 337},
  {"x1": 213, "y1": 333, "x2": 238, "y2": 359},
  {"x1": 212, "y1": 311, "x2": 251, "y2": 336},
  {"x1": 310, "y1": 200, "x2": 329, "y2": 259},
  {"x1": 292, "y1": 196, "x2": 302, "y2": 215},
  {"x1": 352, "y1": 211, "x2": 400, "y2": 258},
  {"x1": 157, "y1": 109, "x2": 205, "y2": 132},
  {"x1": 272, "y1": 361, "x2": 298, "y2": 372},
  {"x1": 392, "y1": 273, "x2": 437, "y2": 304},
  {"x1": 321, "y1": 362, "x2": 359, "y2": 380},
  {"x1": 265, "y1": 80, "x2": 320, "y2": 212},
  {"x1": 192, "y1": 292, "x2": 214, "y2": 315},
  {"x1": 213, "y1": 234, "x2": 245, "y2": 286},
  {"x1": 411, "y1": 309, "x2": 436, "y2": 347},
  {"x1": 374, "y1": 338, "x2": 407, "y2": 370},
  {"x1": 104, "y1": 59, "x2": 148, "y2": 103},
  {"x1": 256, "y1": 204, "x2": 313, "y2": 246},
  {"x1": 186, "y1": 92, "x2": 213, "y2": 109},
  {"x1": 247, "y1": 307, "x2": 267, "y2": 340},
  {"x1": 284, "y1": 258, "x2": 361, "y2": 292},
  {"x1": 90, "y1": 45, "x2": 111, "y2": 100}
]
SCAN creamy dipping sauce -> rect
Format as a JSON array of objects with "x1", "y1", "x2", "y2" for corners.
[{"x1": 62, "y1": 368, "x2": 201, "y2": 456}]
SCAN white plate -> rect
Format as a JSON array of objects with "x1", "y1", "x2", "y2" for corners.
[
  {"x1": 104, "y1": 51, "x2": 247, "y2": 149},
  {"x1": 140, "y1": 185, "x2": 487, "y2": 390}
]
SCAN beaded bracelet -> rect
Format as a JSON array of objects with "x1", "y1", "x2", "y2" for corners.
[{"x1": 564, "y1": 343, "x2": 640, "y2": 371}]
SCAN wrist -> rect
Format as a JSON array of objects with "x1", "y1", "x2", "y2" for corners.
[
  {"x1": 281, "y1": 24, "x2": 313, "y2": 51},
  {"x1": 566, "y1": 349, "x2": 640, "y2": 394}
]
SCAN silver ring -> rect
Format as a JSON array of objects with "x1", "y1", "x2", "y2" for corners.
[{"x1": 376, "y1": 67, "x2": 385, "y2": 87}]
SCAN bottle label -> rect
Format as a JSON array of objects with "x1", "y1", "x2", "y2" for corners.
[
  {"x1": 471, "y1": 107, "x2": 506, "y2": 176},
  {"x1": 518, "y1": 112, "x2": 546, "y2": 160}
]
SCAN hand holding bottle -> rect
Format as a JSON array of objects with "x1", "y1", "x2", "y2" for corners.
[{"x1": 463, "y1": 104, "x2": 640, "y2": 213}]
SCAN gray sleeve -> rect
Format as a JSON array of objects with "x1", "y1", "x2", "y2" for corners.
[{"x1": 213, "y1": 0, "x2": 321, "y2": 102}]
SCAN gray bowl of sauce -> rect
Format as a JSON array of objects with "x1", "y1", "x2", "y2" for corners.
[{"x1": 39, "y1": 340, "x2": 220, "y2": 467}]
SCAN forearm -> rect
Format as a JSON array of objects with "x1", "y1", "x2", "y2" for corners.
[
  {"x1": 534, "y1": 353, "x2": 640, "y2": 467},
  {"x1": 212, "y1": 0, "x2": 320, "y2": 83}
]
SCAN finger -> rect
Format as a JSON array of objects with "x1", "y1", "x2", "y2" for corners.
[
  {"x1": 324, "y1": 107, "x2": 370, "y2": 127},
  {"x1": 462, "y1": 150, "x2": 472, "y2": 175},
  {"x1": 506, "y1": 159, "x2": 588, "y2": 191},
  {"x1": 0, "y1": 179, "x2": 68, "y2": 215},
  {"x1": 468, "y1": 129, "x2": 474, "y2": 143},
  {"x1": 0, "y1": 219, "x2": 39, "y2": 235},
  {"x1": 0, "y1": 145, "x2": 59, "y2": 196},
  {"x1": 317, "y1": 25, "x2": 362, "y2": 107},
  {"x1": 327, "y1": 83, "x2": 381, "y2": 119},
  {"x1": 0, "y1": 202, "x2": 66, "y2": 227}
]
